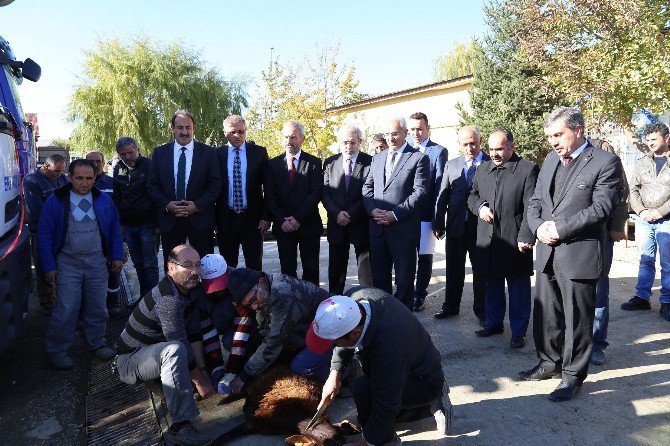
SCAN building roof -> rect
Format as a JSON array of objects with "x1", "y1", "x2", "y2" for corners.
[{"x1": 326, "y1": 74, "x2": 474, "y2": 113}]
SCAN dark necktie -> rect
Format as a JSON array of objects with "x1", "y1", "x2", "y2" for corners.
[
  {"x1": 288, "y1": 156, "x2": 296, "y2": 184},
  {"x1": 385, "y1": 151, "x2": 397, "y2": 186},
  {"x1": 232, "y1": 147, "x2": 243, "y2": 213},
  {"x1": 466, "y1": 161, "x2": 476, "y2": 188},
  {"x1": 176, "y1": 147, "x2": 186, "y2": 200},
  {"x1": 344, "y1": 158, "x2": 352, "y2": 190}
]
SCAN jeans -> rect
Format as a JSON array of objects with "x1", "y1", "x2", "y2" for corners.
[
  {"x1": 116, "y1": 341, "x2": 199, "y2": 423},
  {"x1": 593, "y1": 233, "x2": 614, "y2": 351},
  {"x1": 124, "y1": 225, "x2": 159, "y2": 299},
  {"x1": 290, "y1": 346, "x2": 334, "y2": 382},
  {"x1": 633, "y1": 215, "x2": 670, "y2": 303}
]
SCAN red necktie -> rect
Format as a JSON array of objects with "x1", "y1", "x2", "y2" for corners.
[
  {"x1": 288, "y1": 156, "x2": 296, "y2": 184},
  {"x1": 563, "y1": 156, "x2": 572, "y2": 165}
]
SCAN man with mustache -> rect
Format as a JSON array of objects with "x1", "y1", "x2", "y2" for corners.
[
  {"x1": 264, "y1": 121, "x2": 323, "y2": 285},
  {"x1": 115, "y1": 244, "x2": 214, "y2": 446},
  {"x1": 521, "y1": 107, "x2": 624, "y2": 401},
  {"x1": 147, "y1": 109, "x2": 222, "y2": 269},
  {"x1": 468, "y1": 128, "x2": 539, "y2": 348}
]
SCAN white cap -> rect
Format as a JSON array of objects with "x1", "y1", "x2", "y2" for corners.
[
  {"x1": 200, "y1": 254, "x2": 229, "y2": 294},
  {"x1": 306, "y1": 295, "x2": 361, "y2": 354}
]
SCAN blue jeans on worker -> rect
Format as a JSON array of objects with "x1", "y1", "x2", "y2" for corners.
[
  {"x1": 633, "y1": 215, "x2": 670, "y2": 304},
  {"x1": 485, "y1": 276, "x2": 531, "y2": 338},
  {"x1": 124, "y1": 224, "x2": 159, "y2": 299},
  {"x1": 593, "y1": 233, "x2": 614, "y2": 351},
  {"x1": 290, "y1": 346, "x2": 334, "y2": 382}
]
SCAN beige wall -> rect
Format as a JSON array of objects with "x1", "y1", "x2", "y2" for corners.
[{"x1": 331, "y1": 83, "x2": 471, "y2": 160}]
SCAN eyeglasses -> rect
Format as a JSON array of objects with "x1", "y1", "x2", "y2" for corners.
[{"x1": 170, "y1": 261, "x2": 201, "y2": 271}]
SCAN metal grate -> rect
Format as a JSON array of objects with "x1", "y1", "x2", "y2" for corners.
[
  {"x1": 4, "y1": 195, "x2": 19, "y2": 223},
  {"x1": 86, "y1": 270, "x2": 165, "y2": 446}
]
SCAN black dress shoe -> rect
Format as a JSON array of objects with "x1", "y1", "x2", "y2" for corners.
[
  {"x1": 475, "y1": 325, "x2": 504, "y2": 337},
  {"x1": 413, "y1": 300, "x2": 426, "y2": 312},
  {"x1": 478, "y1": 318, "x2": 487, "y2": 328},
  {"x1": 510, "y1": 337, "x2": 525, "y2": 349},
  {"x1": 434, "y1": 309, "x2": 459, "y2": 319},
  {"x1": 548, "y1": 381, "x2": 582, "y2": 402},
  {"x1": 518, "y1": 364, "x2": 560, "y2": 381}
]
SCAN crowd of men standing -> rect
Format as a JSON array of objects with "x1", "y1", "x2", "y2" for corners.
[{"x1": 22, "y1": 104, "x2": 670, "y2": 444}]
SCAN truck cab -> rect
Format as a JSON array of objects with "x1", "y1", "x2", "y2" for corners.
[{"x1": 0, "y1": 33, "x2": 41, "y2": 355}]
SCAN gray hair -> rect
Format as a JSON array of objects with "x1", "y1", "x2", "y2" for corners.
[
  {"x1": 458, "y1": 125, "x2": 481, "y2": 140},
  {"x1": 223, "y1": 114, "x2": 246, "y2": 128},
  {"x1": 371, "y1": 133, "x2": 387, "y2": 144},
  {"x1": 387, "y1": 116, "x2": 407, "y2": 131},
  {"x1": 45, "y1": 153, "x2": 65, "y2": 166},
  {"x1": 283, "y1": 120, "x2": 305, "y2": 136},
  {"x1": 544, "y1": 107, "x2": 584, "y2": 130},
  {"x1": 337, "y1": 124, "x2": 363, "y2": 141},
  {"x1": 115, "y1": 136, "x2": 140, "y2": 153}
]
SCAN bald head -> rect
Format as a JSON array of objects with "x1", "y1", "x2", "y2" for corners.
[{"x1": 167, "y1": 244, "x2": 201, "y2": 293}]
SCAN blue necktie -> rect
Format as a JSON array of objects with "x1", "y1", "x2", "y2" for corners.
[
  {"x1": 232, "y1": 148, "x2": 243, "y2": 213},
  {"x1": 176, "y1": 147, "x2": 186, "y2": 200},
  {"x1": 466, "y1": 162, "x2": 476, "y2": 189},
  {"x1": 345, "y1": 158, "x2": 352, "y2": 190}
]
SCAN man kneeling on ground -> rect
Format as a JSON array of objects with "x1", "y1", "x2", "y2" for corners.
[
  {"x1": 308, "y1": 288, "x2": 451, "y2": 446},
  {"x1": 115, "y1": 245, "x2": 214, "y2": 446},
  {"x1": 225, "y1": 267, "x2": 333, "y2": 394}
]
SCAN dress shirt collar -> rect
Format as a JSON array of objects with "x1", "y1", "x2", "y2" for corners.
[
  {"x1": 228, "y1": 141, "x2": 246, "y2": 153},
  {"x1": 465, "y1": 150, "x2": 484, "y2": 168},
  {"x1": 173, "y1": 140, "x2": 194, "y2": 152},
  {"x1": 565, "y1": 141, "x2": 588, "y2": 161},
  {"x1": 287, "y1": 150, "x2": 301, "y2": 163},
  {"x1": 415, "y1": 138, "x2": 429, "y2": 151}
]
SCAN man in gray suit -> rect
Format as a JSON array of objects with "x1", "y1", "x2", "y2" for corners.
[
  {"x1": 433, "y1": 126, "x2": 489, "y2": 324},
  {"x1": 520, "y1": 107, "x2": 624, "y2": 402},
  {"x1": 408, "y1": 112, "x2": 447, "y2": 312},
  {"x1": 362, "y1": 117, "x2": 429, "y2": 309}
]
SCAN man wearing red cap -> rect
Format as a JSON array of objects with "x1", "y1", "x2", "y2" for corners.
[
  {"x1": 308, "y1": 287, "x2": 450, "y2": 446},
  {"x1": 192, "y1": 254, "x2": 258, "y2": 393}
]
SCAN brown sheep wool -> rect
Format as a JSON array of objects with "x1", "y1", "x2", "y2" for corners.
[{"x1": 211, "y1": 365, "x2": 359, "y2": 446}]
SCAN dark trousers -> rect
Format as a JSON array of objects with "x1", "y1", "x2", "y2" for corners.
[
  {"x1": 442, "y1": 218, "x2": 485, "y2": 320},
  {"x1": 534, "y1": 270, "x2": 597, "y2": 384},
  {"x1": 328, "y1": 234, "x2": 372, "y2": 295},
  {"x1": 485, "y1": 276, "x2": 531, "y2": 338},
  {"x1": 217, "y1": 209, "x2": 263, "y2": 271},
  {"x1": 352, "y1": 369, "x2": 443, "y2": 444},
  {"x1": 414, "y1": 254, "x2": 434, "y2": 302},
  {"x1": 124, "y1": 224, "x2": 160, "y2": 298},
  {"x1": 275, "y1": 231, "x2": 320, "y2": 285},
  {"x1": 161, "y1": 218, "x2": 214, "y2": 270},
  {"x1": 369, "y1": 231, "x2": 417, "y2": 310},
  {"x1": 30, "y1": 234, "x2": 55, "y2": 308}
]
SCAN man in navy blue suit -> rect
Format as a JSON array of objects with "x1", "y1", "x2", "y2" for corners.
[
  {"x1": 147, "y1": 109, "x2": 222, "y2": 267},
  {"x1": 362, "y1": 117, "x2": 429, "y2": 309},
  {"x1": 408, "y1": 112, "x2": 447, "y2": 312}
]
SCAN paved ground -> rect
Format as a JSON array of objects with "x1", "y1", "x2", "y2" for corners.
[{"x1": 1, "y1": 238, "x2": 669, "y2": 445}]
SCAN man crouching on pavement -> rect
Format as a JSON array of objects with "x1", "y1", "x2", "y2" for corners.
[
  {"x1": 308, "y1": 288, "x2": 452, "y2": 446},
  {"x1": 115, "y1": 244, "x2": 214, "y2": 446}
]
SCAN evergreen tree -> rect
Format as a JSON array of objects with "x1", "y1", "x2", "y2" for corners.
[{"x1": 459, "y1": 1, "x2": 561, "y2": 162}]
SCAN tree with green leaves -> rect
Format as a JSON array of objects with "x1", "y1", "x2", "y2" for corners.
[
  {"x1": 508, "y1": 0, "x2": 670, "y2": 129},
  {"x1": 68, "y1": 38, "x2": 247, "y2": 157},
  {"x1": 434, "y1": 41, "x2": 477, "y2": 81},
  {"x1": 246, "y1": 45, "x2": 366, "y2": 159},
  {"x1": 459, "y1": 1, "x2": 560, "y2": 162}
]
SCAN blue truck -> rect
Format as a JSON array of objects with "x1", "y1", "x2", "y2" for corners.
[{"x1": 0, "y1": 32, "x2": 41, "y2": 355}]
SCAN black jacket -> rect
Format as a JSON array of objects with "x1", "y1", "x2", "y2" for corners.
[{"x1": 113, "y1": 156, "x2": 156, "y2": 226}]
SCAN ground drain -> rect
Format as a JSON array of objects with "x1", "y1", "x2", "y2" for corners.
[{"x1": 85, "y1": 270, "x2": 166, "y2": 445}]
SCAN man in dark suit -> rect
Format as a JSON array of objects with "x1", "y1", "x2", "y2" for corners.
[
  {"x1": 408, "y1": 112, "x2": 448, "y2": 312},
  {"x1": 468, "y1": 128, "x2": 539, "y2": 349},
  {"x1": 322, "y1": 124, "x2": 373, "y2": 294},
  {"x1": 433, "y1": 126, "x2": 489, "y2": 324},
  {"x1": 216, "y1": 115, "x2": 269, "y2": 271},
  {"x1": 362, "y1": 117, "x2": 429, "y2": 309},
  {"x1": 520, "y1": 107, "x2": 624, "y2": 402},
  {"x1": 147, "y1": 109, "x2": 222, "y2": 267},
  {"x1": 264, "y1": 121, "x2": 323, "y2": 285}
]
